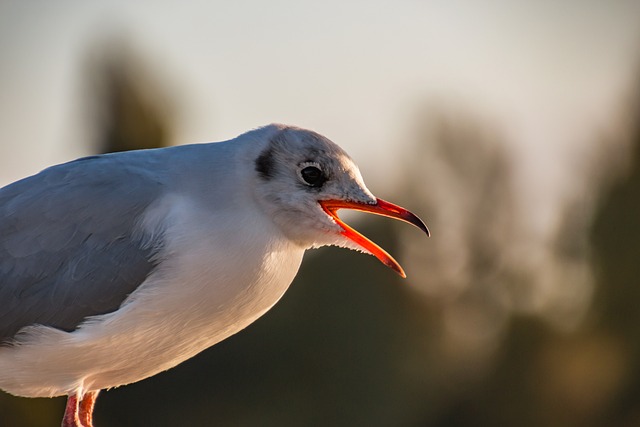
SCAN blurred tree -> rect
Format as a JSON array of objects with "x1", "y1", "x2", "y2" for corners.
[
  {"x1": 590, "y1": 77, "x2": 640, "y2": 427},
  {"x1": 397, "y1": 101, "x2": 634, "y2": 427},
  {"x1": 85, "y1": 40, "x2": 175, "y2": 154},
  {"x1": 401, "y1": 107, "x2": 518, "y2": 382}
]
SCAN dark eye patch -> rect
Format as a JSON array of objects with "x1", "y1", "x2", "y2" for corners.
[{"x1": 255, "y1": 147, "x2": 274, "y2": 180}]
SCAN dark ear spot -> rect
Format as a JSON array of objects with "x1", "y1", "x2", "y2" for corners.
[{"x1": 255, "y1": 146, "x2": 274, "y2": 180}]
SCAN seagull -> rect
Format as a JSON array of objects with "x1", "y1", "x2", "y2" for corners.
[{"x1": 0, "y1": 124, "x2": 429, "y2": 427}]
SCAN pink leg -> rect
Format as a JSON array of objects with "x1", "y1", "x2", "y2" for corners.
[
  {"x1": 61, "y1": 390, "x2": 100, "y2": 427},
  {"x1": 78, "y1": 391, "x2": 100, "y2": 427},
  {"x1": 62, "y1": 394, "x2": 81, "y2": 427}
]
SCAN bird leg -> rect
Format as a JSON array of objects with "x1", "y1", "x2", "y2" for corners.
[
  {"x1": 61, "y1": 391, "x2": 99, "y2": 427},
  {"x1": 62, "y1": 394, "x2": 81, "y2": 427},
  {"x1": 78, "y1": 391, "x2": 99, "y2": 427}
]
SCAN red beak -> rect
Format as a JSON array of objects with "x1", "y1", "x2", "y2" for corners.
[{"x1": 318, "y1": 198, "x2": 429, "y2": 278}]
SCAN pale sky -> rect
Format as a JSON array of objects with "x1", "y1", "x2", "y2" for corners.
[{"x1": 1, "y1": 0, "x2": 639, "y2": 234}]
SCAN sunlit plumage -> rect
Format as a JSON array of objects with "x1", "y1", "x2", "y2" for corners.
[{"x1": 0, "y1": 124, "x2": 428, "y2": 427}]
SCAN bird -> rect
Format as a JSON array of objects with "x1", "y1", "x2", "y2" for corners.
[{"x1": 0, "y1": 124, "x2": 429, "y2": 427}]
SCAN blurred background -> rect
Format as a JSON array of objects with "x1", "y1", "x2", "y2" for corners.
[{"x1": 2, "y1": 1, "x2": 640, "y2": 426}]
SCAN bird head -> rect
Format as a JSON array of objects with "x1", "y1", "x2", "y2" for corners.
[{"x1": 249, "y1": 125, "x2": 429, "y2": 278}]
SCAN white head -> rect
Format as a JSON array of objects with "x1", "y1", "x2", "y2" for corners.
[{"x1": 247, "y1": 124, "x2": 429, "y2": 277}]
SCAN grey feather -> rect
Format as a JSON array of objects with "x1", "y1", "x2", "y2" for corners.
[{"x1": 0, "y1": 153, "x2": 166, "y2": 343}]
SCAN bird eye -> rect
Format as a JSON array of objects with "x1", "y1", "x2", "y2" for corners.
[{"x1": 299, "y1": 163, "x2": 326, "y2": 188}]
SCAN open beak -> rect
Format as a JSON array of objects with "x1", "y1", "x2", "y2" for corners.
[{"x1": 319, "y1": 198, "x2": 429, "y2": 278}]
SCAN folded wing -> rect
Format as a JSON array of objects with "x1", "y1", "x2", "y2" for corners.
[{"x1": 0, "y1": 154, "x2": 165, "y2": 343}]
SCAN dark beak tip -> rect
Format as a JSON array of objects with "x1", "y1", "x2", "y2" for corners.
[
  {"x1": 408, "y1": 213, "x2": 430, "y2": 237},
  {"x1": 374, "y1": 197, "x2": 430, "y2": 237}
]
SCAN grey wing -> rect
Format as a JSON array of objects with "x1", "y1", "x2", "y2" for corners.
[{"x1": 0, "y1": 154, "x2": 165, "y2": 343}]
